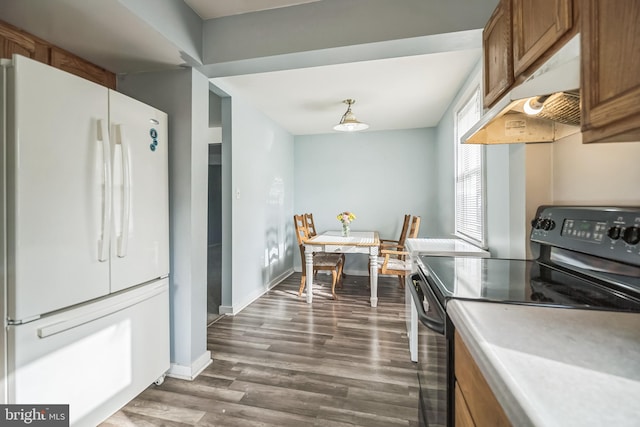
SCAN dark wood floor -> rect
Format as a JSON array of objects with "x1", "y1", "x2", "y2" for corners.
[{"x1": 102, "y1": 273, "x2": 419, "y2": 426}]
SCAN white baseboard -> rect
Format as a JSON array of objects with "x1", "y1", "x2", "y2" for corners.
[
  {"x1": 167, "y1": 350, "x2": 212, "y2": 381},
  {"x1": 219, "y1": 269, "x2": 293, "y2": 316},
  {"x1": 218, "y1": 305, "x2": 234, "y2": 315}
]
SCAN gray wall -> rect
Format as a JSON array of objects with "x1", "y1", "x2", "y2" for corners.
[
  {"x1": 202, "y1": 0, "x2": 498, "y2": 67},
  {"x1": 118, "y1": 68, "x2": 210, "y2": 379},
  {"x1": 294, "y1": 128, "x2": 437, "y2": 274},
  {"x1": 120, "y1": 0, "x2": 203, "y2": 66},
  {"x1": 212, "y1": 92, "x2": 295, "y2": 314}
]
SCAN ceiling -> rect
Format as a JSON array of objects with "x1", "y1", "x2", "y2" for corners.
[
  {"x1": 185, "y1": 0, "x2": 481, "y2": 135},
  {"x1": 210, "y1": 50, "x2": 480, "y2": 135},
  {"x1": 0, "y1": 0, "x2": 482, "y2": 136},
  {"x1": 183, "y1": 0, "x2": 324, "y2": 19}
]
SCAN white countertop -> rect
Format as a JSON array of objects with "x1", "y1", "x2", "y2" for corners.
[
  {"x1": 448, "y1": 300, "x2": 640, "y2": 427},
  {"x1": 405, "y1": 238, "x2": 490, "y2": 257}
]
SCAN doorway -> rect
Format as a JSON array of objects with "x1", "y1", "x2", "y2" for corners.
[{"x1": 207, "y1": 143, "x2": 222, "y2": 324}]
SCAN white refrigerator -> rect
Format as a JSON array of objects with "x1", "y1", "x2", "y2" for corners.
[{"x1": 0, "y1": 55, "x2": 170, "y2": 426}]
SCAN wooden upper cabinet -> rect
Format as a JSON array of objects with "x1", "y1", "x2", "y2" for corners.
[
  {"x1": 50, "y1": 48, "x2": 116, "y2": 90},
  {"x1": 581, "y1": 0, "x2": 640, "y2": 143},
  {"x1": 512, "y1": 0, "x2": 575, "y2": 77},
  {"x1": 0, "y1": 20, "x2": 115, "y2": 90},
  {"x1": 483, "y1": 0, "x2": 513, "y2": 108},
  {"x1": 0, "y1": 22, "x2": 49, "y2": 63}
]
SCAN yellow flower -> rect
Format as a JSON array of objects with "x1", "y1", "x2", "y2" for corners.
[{"x1": 337, "y1": 211, "x2": 356, "y2": 223}]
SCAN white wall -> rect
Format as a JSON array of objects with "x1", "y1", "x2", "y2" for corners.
[
  {"x1": 552, "y1": 133, "x2": 640, "y2": 203},
  {"x1": 434, "y1": 61, "x2": 483, "y2": 238},
  {"x1": 220, "y1": 95, "x2": 295, "y2": 314},
  {"x1": 434, "y1": 102, "x2": 456, "y2": 237},
  {"x1": 485, "y1": 144, "x2": 512, "y2": 257},
  {"x1": 294, "y1": 128, "x2": 437, "y2": 274},
  {"x1": 117, "y1": 68, "x2": 211, "y2": 380},
  {"x1": 435, "y1": 60, "x2": 556, "y2": 259},
  {"x1": 496, "y1": 132, "x2": 640, "y2": 258}
]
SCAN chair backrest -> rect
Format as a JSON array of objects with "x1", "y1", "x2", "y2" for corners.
[
  {"x1": 305, "y1": 213, "x2": 317, "y2": 237},
  {"x1": 294, "y1": 214, "x2": 311, "y2": 245},
  {"x1": 407, "y1": 216, "x2": 421, "y2": 239},
  {"x1": 396, "y1": 214, "x2": 412, "y2": 246},
  {"x1": 294, "y1": 214, "x2": 313, "y2": 275}
]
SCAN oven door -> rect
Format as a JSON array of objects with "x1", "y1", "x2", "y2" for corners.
[{"x1": 409, "y1": 273, "x2": 448, "y2": 427}]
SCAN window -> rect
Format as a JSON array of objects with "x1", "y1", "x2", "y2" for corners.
[{"x1": 454, "y1": 88, "x2": 485, "y2": 247}]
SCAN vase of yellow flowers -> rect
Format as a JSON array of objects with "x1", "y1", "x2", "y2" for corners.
[{"x1": 337, "y1": 211, "x2": 356, "y2": 237}]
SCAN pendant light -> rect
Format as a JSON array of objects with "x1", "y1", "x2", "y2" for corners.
[{"x1": 333, "y1": 99, "x2": 369, "y2": 132}]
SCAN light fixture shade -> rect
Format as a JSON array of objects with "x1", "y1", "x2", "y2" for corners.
[
  {"x1": 334, "y1": 99, "x2": 369, "y2": 132},
  {"x1": 523, "y1": 95, "x2": 550, "y2": 116}
]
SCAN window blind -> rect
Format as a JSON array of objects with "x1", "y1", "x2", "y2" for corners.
[{"x1": 454, "y1": 88, "x2": 485, "y2": 247}]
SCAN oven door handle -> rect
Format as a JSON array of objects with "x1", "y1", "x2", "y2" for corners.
[{"x1": 409, "y1": 276, "x2": 445, "y2": 335}]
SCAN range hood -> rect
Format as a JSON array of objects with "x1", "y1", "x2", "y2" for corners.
[{"x1": 463, "y1": 35, "x2": 580, "y2": 145}]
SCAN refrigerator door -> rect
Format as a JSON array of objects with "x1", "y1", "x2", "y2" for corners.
[
  {"x1": 7, "y1": 279, "x2": 170, "y2": 426},
  {"x1": 109, "y1": 90, "x2": 169, "y2": 292},
  {"x1": 6, "y1": 55, "x2": 110, "y2": 321}
]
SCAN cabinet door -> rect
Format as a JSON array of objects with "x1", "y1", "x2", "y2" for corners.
[
  {"x1": 455, "y1": 381, "x2": 476, "y2": 427},
  {"x1": 50, "y1": 47, "x2": 116, "y2": 89},
  {"x1": 512, "y1": 0, "x2": 574, "y2": 76},
  {"x1": 454, "y1": 331, "x2": 512, "y2": 427},
  {"x1": 0, "y1": 22, "x2": 49, "y2": 63},
  {"x1": 581, "y1": 0, "x2": 640, "y2": 143},
  {"x1": 483, "y1": 0, "x2": 513, "y2": 108}
]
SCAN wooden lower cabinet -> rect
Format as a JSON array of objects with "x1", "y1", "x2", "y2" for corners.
[
  {"x1": 0, "y1": 20, "x2": 115, "y2": 89},
  {"x1": 454, "y1": 331, "x2": 512, "y2": 427},
  {"x1": 454, "y1": 381, "x2": 476, "y2": 427}
]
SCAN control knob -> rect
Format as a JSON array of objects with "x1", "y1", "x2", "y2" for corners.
[
  {"x1": 622, "y1": 226, "x2": 640, "y2": 245},
  {"x1": 607, "y1": 226, "x2": 622, "y2": 240},
  {"x1": 531, "y1": 217, "x2": 542, "y2": 229},
  {"x1": 541, "y1": 219, "x2": 555, "y2": 231}
]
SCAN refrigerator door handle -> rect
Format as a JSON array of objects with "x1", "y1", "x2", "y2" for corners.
[
  {"x1": 116, "y1": 124, "x2": 131, "y2": 258},
  {"x1": 37, "y1": 283, "x2": 167, "y2": 338},
  {"x1": 98, "y1": 119, "x2": 112, "y2": 262}
]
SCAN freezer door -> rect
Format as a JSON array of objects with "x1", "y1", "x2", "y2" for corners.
[
  {"x1": 109, "y1": 90, "x2": 169, "y2": 292},
  {"x1": 5, "y1": 55, "x2": 110, "y2": 321},
  {"x1": 6, "y1": 279, "x2": 170, "y2": 426}
]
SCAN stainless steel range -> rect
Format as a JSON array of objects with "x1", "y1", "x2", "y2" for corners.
[{"x1": 408, "y1": 206, "x2": 640, "y2": 427}]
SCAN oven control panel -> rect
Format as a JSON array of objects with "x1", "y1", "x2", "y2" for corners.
[{"x1": 531, "y1": 206, "x2": 640, "y2": 266}]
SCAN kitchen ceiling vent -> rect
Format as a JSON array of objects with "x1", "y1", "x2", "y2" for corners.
[
  {"x1": 463, "y1": 35, "x2": 582, "y2": 145},
  {"x1": 535, "y1": 91, "x2": 580, "y2": 126}
]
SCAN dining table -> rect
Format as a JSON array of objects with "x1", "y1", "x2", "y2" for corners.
[{"x1": 303, "y1": 230, "x2": 380, "y2": 307}]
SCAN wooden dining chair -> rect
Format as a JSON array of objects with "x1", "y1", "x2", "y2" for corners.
[
  {"x1": 294, "y1": 214, "x2": 344, "y2": 299},
  {"x1": 379, "y1": 214, "x2": 411, "y2": 252},
  {"x1": 407, "y1": 215, "x2": 421, "y2": 241},
  {"x1": 306, "y1": 212, "x2": 346, "y2": 277},
  {"x1": 304, "y1": 213, "x2": 317, "y2": 236},
  {"x1": 372, "y1": 215, "x2": 421, "y2": 289}
]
